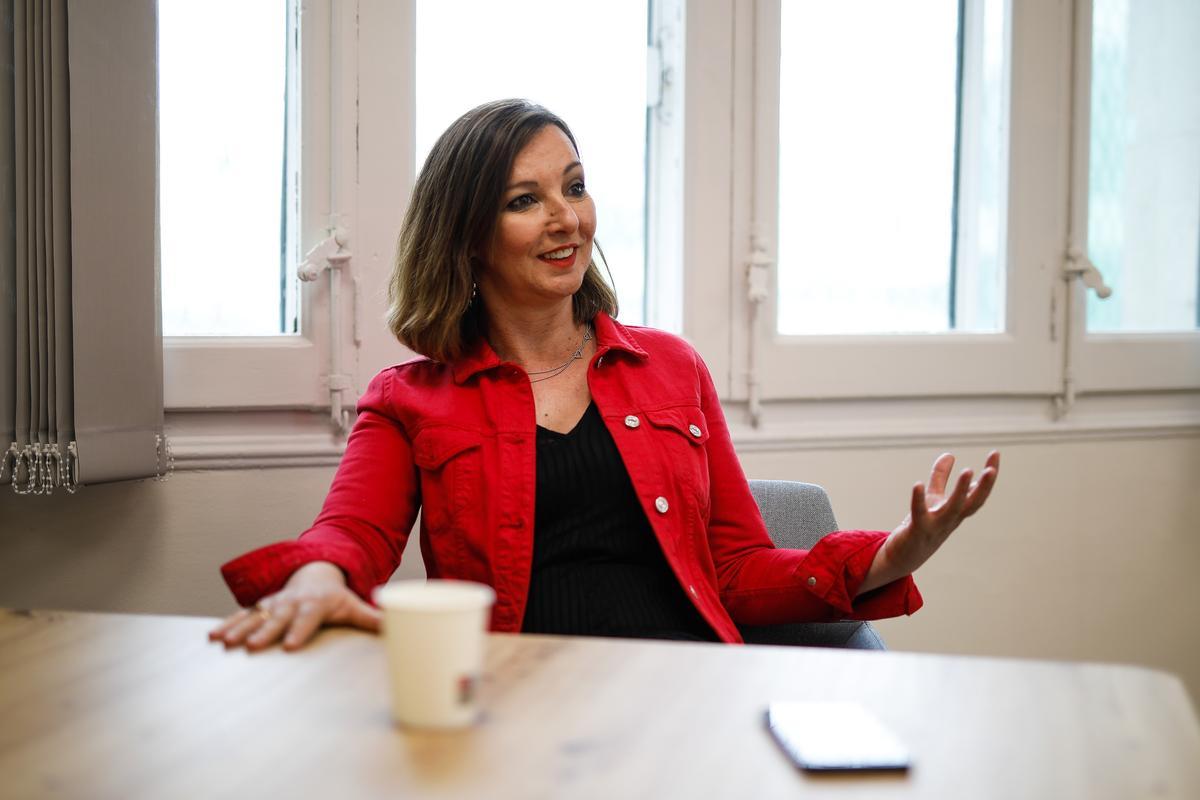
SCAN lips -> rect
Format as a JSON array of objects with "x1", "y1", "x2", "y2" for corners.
[{"x1": 538, "y1": 245, "x2": 578, "y2": 269}]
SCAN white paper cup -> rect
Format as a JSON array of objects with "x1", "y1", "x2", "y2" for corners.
[{"x1": 374, "y1": 579, "x2": 496, "y2": 730}]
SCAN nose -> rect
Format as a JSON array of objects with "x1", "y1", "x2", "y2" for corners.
[{"x1": 545, "y1": 194, "x2": 579, "y2": 235}]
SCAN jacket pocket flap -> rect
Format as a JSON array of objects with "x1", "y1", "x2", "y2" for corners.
[
  {"x1": 644, "y1": 407, "x2": 710, "y2": 446},
  {"x1": 412, "y1": 427, "x2": 482, "y2": 470}
]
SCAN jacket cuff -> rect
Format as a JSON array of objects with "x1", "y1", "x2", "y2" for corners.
[
  {"x1": 219, "y1": 538, "x2": 370, "y2": 608},
  {"x1": 795, "y1": 530, "x2": 923, "y2": 618}
]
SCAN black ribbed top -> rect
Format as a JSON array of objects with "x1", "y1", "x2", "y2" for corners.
[{"x1": 521, "y1": 402, "x2": 717, "y2": 642}]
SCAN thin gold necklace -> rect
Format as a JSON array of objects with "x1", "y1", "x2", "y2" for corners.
[{"x1": 524, "y1": 326, "x2": 593, "y2": 384}]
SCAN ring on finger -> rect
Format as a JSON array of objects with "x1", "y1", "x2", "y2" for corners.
[{"x1": 253, "y1": 603, "x2": 272, "y2": 623}]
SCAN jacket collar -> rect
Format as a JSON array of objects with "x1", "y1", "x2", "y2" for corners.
[{"x1": 451, "y1": 311, "x2": 648, "y2": 385}]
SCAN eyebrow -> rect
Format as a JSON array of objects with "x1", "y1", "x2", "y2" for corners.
[{"x1": 505, "y1": 161, "x2": 583, "y2": 192}]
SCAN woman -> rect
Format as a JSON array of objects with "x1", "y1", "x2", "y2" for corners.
[{"x1": 210, "y1": 99, "x2": 999, "y2": 652}]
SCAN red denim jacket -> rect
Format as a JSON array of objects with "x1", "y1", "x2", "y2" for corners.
[{"x1": 221, "y1": 313, "x2": 922, "y2": 642}]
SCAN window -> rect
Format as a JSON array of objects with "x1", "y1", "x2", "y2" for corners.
[
  {"x1": 690, "y1": 0, "x2": 1199, "y2": 413},
  {"x1": 719, "y1": 0, "x2": 1059, "y2": 403},
  {"x1": 158, "y1": 0, "x2": 299, "y2": 337},
  {"x1": 1085, "y1": 0, "x2": 1199, "y2": 334},
  {"x1": 161, "y1": 0, "x2": 1197, "y2": 449},
  {"x1": 160, "y1": 0, "x2": 347, "y2": 410},
  {"x1": 776, "y1": 0, "x2": 1005, "y2": 335},
  {"x1": 163, "y1": 1, "x2": 665, "y2": 413},
  {"x1": 1072, "y1": 0, "x2": 1200, "y2": 394}
]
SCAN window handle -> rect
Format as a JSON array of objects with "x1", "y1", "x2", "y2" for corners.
[
  {"x1": 299, "y1": 229, "x2": 356, "y2": 433},
  {"x1": 1065, "y1": 247, "x2": 1113, "y2": 299}
]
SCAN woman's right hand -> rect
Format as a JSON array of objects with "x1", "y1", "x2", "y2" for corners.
[{"x1": 208, "y1": 561, "x2": 382, "y2": 652}]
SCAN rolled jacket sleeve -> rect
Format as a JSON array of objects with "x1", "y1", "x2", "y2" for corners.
[{"x1": 798, "y1": 530, "x2": 923, "y2": 619}]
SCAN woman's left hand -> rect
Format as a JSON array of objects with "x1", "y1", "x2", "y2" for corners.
[{"x1": 858, "y1": 450, "x2": 1000, "y2": 595}]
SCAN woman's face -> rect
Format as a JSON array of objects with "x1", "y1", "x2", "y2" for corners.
[{"x1": 477, "y1": 125, "x2": 597, "y2": 313}]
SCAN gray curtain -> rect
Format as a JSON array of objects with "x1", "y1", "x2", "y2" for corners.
[{"x1": 1, "y1": 0, "x2": 163, "y2": 493}]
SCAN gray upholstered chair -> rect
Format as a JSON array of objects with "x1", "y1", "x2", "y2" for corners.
[{"x1": 738, "y1": 480, "x2": 886, "y2": 650}]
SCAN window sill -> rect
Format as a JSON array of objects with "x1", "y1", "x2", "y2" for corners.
[
  {"x1": 726, "y1": 391, "x2": 1200, "y2": 451},
  {"x1": 166, "y1": 410, "x2": 347, "y2": 470},
  {"x1": 165, "y1": 390, "x2": 1200, "y2": 471}
]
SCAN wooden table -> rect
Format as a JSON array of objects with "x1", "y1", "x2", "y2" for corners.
[{"x1": 1, "y1": 609, "x2": 1197, "y2": 799}]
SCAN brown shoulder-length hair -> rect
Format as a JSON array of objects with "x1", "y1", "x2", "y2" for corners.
[{"x1": 387, "y1": 99, "x2": 619, "y2": 363}]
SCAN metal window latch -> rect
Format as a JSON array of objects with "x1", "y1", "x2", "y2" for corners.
[
  {"x1": 299, "y1": 228, "x2": 357, "y2": 433},
  {"x1": 745, "y1": 228, "x2": 773, "y2": 429},
  {"x1": 1054, "y1": 246, "x2": 1114, "y2": 420},
  {"x1": 1063, "y1": 246, "x2": 1112, "y2": 299},
  {"x1": 747, "y1": 245, "x2": 771, "y2": 304},
  {"x1": 299, "y1": 229, "x2": 352, "y2": 281}
]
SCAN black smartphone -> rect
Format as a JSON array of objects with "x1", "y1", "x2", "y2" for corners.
[{"x1": 766, "y1": 701, "x2": 912, "y2": 772}]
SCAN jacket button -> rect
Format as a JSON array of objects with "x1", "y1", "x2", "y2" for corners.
[
  {"x1": 807, "y1": 576, "x2": 817, "y2": 587},
  {"x1": 624, "y1": 415, "x2": 640, "y2": 429},
  {"x1": 655, "y1": 496, "x2": 669, "y2": 513},
  {"x1": 688, "y1": 424, "x2": 702, "y2": 438}
]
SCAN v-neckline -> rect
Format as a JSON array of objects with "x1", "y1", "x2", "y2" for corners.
[{"x1": 536, "y1": 401, "x2": 596, "y2": 439}]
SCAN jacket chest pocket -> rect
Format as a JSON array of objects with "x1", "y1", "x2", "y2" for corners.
[
  {"x1": 644, "y1": 406, "x2": 711, "y2": 511},
  {"x1": 412, "y1": 427, "x2": 483, "y2": 532}
]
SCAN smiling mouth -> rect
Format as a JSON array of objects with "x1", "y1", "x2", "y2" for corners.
[{"x1": 538, "y1": 246, "x2": 578, "y2": 267}]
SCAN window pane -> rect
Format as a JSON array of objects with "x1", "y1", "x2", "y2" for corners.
[
  {"x1": 776, "y1": 0, "x2": 1006, "y2": 335},
  {"x1": 416, "y1": 0, "x2": 648, "y2": 324},
  {"x1": 158, "y1": 0, "x2": 297, "y2": 336},
  {"x1": 1087, "y1": 0, "x2": 1200, "y2": 333}
]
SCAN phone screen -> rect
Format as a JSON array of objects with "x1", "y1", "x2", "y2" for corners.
[{"x1": 766, "y1": 701, "x2": 911, "y2": 772}]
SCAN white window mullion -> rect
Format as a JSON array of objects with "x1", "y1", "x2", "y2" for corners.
[{"x1": 680, "y1": 0, "x2": 739, "y2": 398}]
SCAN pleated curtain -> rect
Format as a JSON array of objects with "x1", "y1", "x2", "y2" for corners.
[{"x1": 1, "y1": 0, "x2": 163, "y2": 494}]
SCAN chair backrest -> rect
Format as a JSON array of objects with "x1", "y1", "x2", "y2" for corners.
[
  {"x1": 742, "y1": 479, "x2": 886, "y2": 650},
  {"x1": 748, "y1": 480, "x2": 839, "y2": 550}
]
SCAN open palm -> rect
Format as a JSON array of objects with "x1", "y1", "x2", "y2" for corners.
[{"x1": 861, "y1": 451, "x2": 1000, "y2": 593}]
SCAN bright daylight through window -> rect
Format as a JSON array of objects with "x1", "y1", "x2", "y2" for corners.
[
  {"x1": 416, "y1": 0, "x2": 650, "y2": 325},
  {"x1": 1086, "y1": 0, "x2": 1199, "y2": 333},
  {"x1": 776, "y1": 0, "x2": 1007, "y2": 335},
  {"x1": 158, "y1": 0, "x2": 298, "y2": 337}
]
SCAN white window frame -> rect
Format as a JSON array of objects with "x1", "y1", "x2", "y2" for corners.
[
  {"x1": 727, "y1": 0, "x2": 1063, "y2": 402},
  {"x1": 162, "y1": 0, "x2": 362, "y2": 410},
  {"x1": 1068, "y1": 0, "x2": 1200, "y2": 395},
  {"x1": 682, "y1": 0, "x2": 1198, "y2": 424}
]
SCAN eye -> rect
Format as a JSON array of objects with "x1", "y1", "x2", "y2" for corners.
[
  {"x1": 505, "y1": 193, "x2": 536, "y2": 212},
  {"x1": 567, "y1": 180, "x2": 587, "y2": 198}
]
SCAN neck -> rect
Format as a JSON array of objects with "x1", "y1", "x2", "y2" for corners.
[{"x1": 484, "y1": 301, "x2": 587, "y2": 371}]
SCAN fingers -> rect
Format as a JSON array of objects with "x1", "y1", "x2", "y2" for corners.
[
  {"x1": 215, "y1": 607, "x2": 271, "y2": 650},
  {"x1": 209, "y1": 599, "x2": 299, "y2": 652},
  {"x1": 344, "y1": 597, "x2": 384, "y2": 634},
  {"x1": 283, "y1": 601, "x2": 325, "y2": 651},
  {"x1": 909, "y1": 481, "x2": 928, "y2": 528},
  {"x1": 928, "y1": 452, "x2": 955, "y2": 496},
  {"x1": 245, "y1": 602, "x2": 294, "y2": 652},
  {"x1": 946, "y1": 468, "x2": 973, "y2": 514},
  {"x1": 208, "y1": 608, "x2": 252, "y2": 641},
  {"x1": 211, "y1": 589, "x2": 381, "y2": 654},
  {"x1": 961, "y1": 465, "x2": 999, "y2": 517}
]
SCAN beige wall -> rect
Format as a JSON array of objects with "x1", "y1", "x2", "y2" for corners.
[
  {"x1": 2, "y1": 434, "x2": 1197, "y2": 702},
  {"x1": 741, "y1": 435, "x2": 1200, "y2": 704}
]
